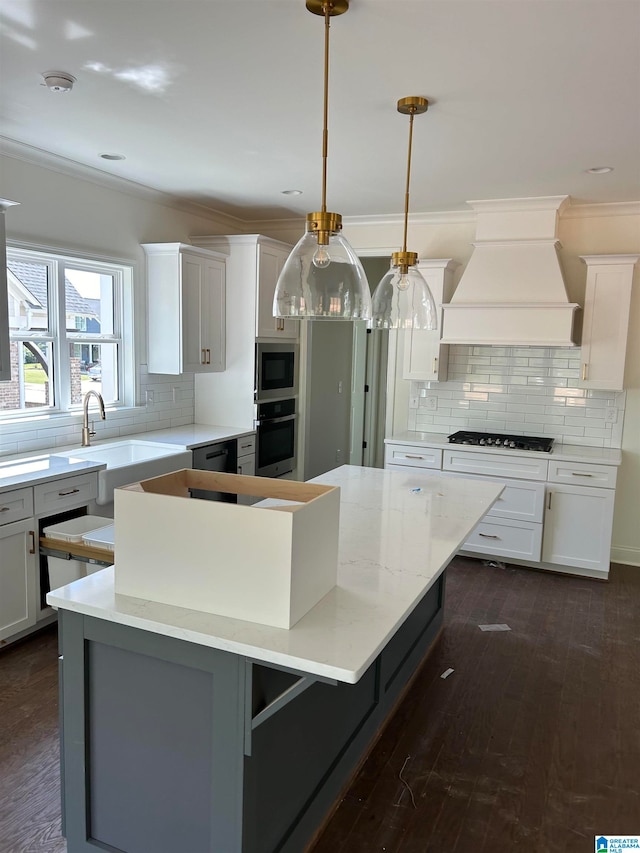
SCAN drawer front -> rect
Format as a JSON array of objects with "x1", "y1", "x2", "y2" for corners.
[
  {"x1": 384, "y1": 444, "x2": 442, "y2": 470},
  {"x1": 0, "y1": 487, "x2": 34, "y2": 526},
  {"x1": 547, "y1": 459, "x2": 617, "y2": 489},
  {"x1": 461, "y1": 517, "x2": 543, "y2": 562},
  {"x1": 34, "y1": 473, "x2": 98, "y2": 516},
  {"x1": 444, "y1": 472, "x2": 545, "y2": 523},
  {"x1": 237, "y1": 435, "x2": 256, "y2": 456},
  {"x1": 443, "y1": 448, "x2": 548, "y2": 481}
]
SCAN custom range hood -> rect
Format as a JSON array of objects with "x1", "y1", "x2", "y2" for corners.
[{"x1": 441, "y1": 196, "x2": 579, "y2": 346}]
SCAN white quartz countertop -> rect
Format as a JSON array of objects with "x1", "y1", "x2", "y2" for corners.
[
  {"x1": 386, "y1": 431, "x2": 623, "y2": 466},
  {"x1": 0, "y1": 454, "x2": 104, "y2": 493},
  {"x1": 122, "y1": 424, "x2": 255, "y2": 449},
  {"x1": 47, "y1": 465, "x2": 503, "y2": 683},
  {"x1": 0, "y1": 423, "x2": 254, "y2": 494}
]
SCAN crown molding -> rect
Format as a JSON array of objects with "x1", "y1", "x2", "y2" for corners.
[
  {"x1": 3, "y1": 136, "x2": 637, "y2": 230},
  {"x1": 563, "y1": 200, "x2": 640, "y2": 219},
  {"x1": 0, "y1": 136, "x2": 243, "y2": 232},
  {"x1": 342, "y1": 210, "x2": 476, "y2": 228}
]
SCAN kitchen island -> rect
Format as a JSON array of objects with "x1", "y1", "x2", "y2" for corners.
[{"x1": 48, "y1": 465, "x2": 502, "y2": 853}]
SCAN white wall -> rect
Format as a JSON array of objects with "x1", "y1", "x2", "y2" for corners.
[
  {"x1": 343, "y1": 205, "x2": 640, "y2": 566},
  {"x1": 0, "y1": 154, "x2": 241, "y2": 455}
]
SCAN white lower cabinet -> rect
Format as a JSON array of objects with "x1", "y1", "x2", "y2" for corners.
[
  {"x1": 542, "y1": 483, "x2": 615, "y2": 573},
  {"x1": 385, "y1": 440, "x2": 617, "y2": 577},
  {"x1": 0, "y1": 517, "x2": 37, "y2": 643},
  {"x1": 0, "y1": 471, "x2": 100, "y2": 645}
]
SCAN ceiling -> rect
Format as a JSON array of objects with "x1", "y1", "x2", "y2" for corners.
[{"x1": 1, "y1": 0, "x2": 639, "y2": 222}]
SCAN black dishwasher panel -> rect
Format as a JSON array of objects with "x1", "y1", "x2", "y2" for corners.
[{"x1": 191, "y1": 440, "x2": 238, "y2": 502}]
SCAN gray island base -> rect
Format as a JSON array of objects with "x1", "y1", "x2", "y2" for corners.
[{"x1": 49, "y1": 466, "x2": 503, "y2": 852}]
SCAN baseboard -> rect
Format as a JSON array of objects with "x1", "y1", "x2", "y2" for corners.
[{"x1": 610, "y1": 545, "x2": 640, "y2": 567}]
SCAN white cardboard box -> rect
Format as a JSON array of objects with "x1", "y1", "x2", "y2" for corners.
[{"x1": 113, "y1": 470, "x2": 340, "y2": 629}]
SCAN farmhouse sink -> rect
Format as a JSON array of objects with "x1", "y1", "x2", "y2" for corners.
[{"x1": 54, "y1": 440, "x2": 192, "y2": 505}]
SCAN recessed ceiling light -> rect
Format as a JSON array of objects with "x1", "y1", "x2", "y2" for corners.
[
  {"x1": 586, "y1": 166, "x2": 613, "y2": 174},
  {"x1": 281, "y1": 189, "x2": 302, "y2": 196},
  {"x1": 100, "y1": 153, "x2": 126, "y2": 161}
]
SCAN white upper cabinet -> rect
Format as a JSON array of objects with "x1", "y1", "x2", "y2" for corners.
[
  {"x1": 579, "y1": 254, "x2": 639, "y2": 391},
  {"x1": 143, "y1": 243, "x2": 226, "y2": 375},
  {"x1": 190, "y1": 234, "x2": 297, "y2": 341},
  {"x1": 401, "y1": 259, "x2": 459, "y2": 382},
  {"x1": 256, "y1": 242, "x2": 298, "y2": 339}
]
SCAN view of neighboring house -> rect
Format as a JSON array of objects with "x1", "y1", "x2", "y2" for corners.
[{"x1": 3, "y1": 260, "x2": 101, "y2": 409}]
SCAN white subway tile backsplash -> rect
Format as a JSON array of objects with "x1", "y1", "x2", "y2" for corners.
[
  {"x1": 412, "y1": 345, "x2": 623, "y2": 448},
  {"x1": 0, "y1": 369, "x2": 196, "y2": 457}
]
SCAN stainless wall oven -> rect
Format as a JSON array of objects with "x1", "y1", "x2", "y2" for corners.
[
  {"x1": 255, "y1": 342, "x2": 298, "y2": 402},
  {"x1": 256, "y1": 398, "x2": 296, "y2": 478}
]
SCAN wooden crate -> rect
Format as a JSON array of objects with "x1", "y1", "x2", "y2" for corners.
[{"x1": 113, "y1": 470, "x2": 340, "y2": 629}]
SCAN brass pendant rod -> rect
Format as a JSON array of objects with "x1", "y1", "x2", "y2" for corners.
[
  {"x1": 402, "y1": 109, "x2": 415, "y2": 255},
  {"x1": 320, "y1": 3, "x2": 332, "y2": 214}
]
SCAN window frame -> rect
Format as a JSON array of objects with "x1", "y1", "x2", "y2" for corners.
[{"x1": 3, "y1": 242, "x2": 136, "y2": 419}]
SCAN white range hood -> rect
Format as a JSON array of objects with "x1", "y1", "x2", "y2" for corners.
[{"x1": 441, "y1": 196, "x2": 579, "y2": 346}]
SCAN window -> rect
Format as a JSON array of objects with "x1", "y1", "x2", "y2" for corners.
[{"x1": 3, "y1": 247, "x2": 133, "y2": 415}]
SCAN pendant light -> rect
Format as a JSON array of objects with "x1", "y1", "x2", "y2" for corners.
[
  {"x1": 370, "y1": 97, "x2": 437, "y2": 330},
  {"x1": 273, "y1": 0, "x2": 371, "y2": 322}
]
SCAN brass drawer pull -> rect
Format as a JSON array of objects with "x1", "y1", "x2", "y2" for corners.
[
  {"x1": 405, "y1": 454, "x2": 425, "y2": 460},
  {"x1": 58, "y1": 488, "x2": 80, "y2": 497},
  {"x1": 571, "y1": 472, "x2": 593, "y2": 477},
  {"x1": 479, "y1": 533, "x2": 500, "y2": 539},
  {"x1": 29, "y1": 530, "x2": 36, "y2": 555},
  {"x1": 582, "y1": 363, "x2": 588, "y2": 381}
]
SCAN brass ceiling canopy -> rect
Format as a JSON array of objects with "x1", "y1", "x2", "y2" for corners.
[
  {"x1": 306, "y1": 0, "x2": 349, "y2": 16},
  {"x1": 397, "y1": 96, "x2": 429, "y2": 117}
]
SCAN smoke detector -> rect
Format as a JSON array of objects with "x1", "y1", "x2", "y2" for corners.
[{"x1": 42, "y1": 71, "x2": 76, "y2": 92}]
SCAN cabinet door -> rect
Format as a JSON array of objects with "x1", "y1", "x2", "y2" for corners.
[
  {"x1": 199, "y1": 255, "x2": 226, "y2": 372},
  {"x1": 400, "y1": 260, "x2": 458, "y2": 382},
  {"x1": 256, "y1": 245, "x2": 298, "y2": 339},
  {"x1": 579, "y1": 255, "x2": 637, "y2": 391},
  {"x1": 401, "y1": 329, "x2": 447, "y2": 381},
  {"x1": 182, "y1": 254, "x2": 207, "y2": 373},
  {"x1": 0, "y1": 517, "x2": 37, "y2": 642},
  {"x1": 542, "y1": 484, "x2": 614, "y2": 573}
]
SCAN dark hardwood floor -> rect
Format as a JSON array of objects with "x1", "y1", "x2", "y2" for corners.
[{"x1": 1, "y1": 557, "x2": 638, "y2": 853}]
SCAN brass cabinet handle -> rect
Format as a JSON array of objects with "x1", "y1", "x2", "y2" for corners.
[
  {"x1": 201, "y1": 348, "x2": 206, "y2": 365},
  {"x1": 433, "y1": 357, "x2": 438, "y2": 374},
  {"x1": 206, "y1": 348, "x2": 211, "y2": 364},
  {"x1": 582, "y1": 363, "x2": 588, "y2": 381},
  {"x1": 405, "y1": 454, "x2": 425, "y2": 460},
  {"x1": 58, "y1": 488, "x2": 80, "y2": 497},
  {"x1": 479, "y1": 533, "x2": 500, "y2": 539},
  {"x1": 28, "y1": 530, "x2": 36, "y2": 555}
]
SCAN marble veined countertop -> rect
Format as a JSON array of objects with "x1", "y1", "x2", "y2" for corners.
[
  {"x1": 387, "y1": 431, "x2": 622, "y2": 466},
  {"x1": 47, "y1": 465, "x2": 503, "y2": 683}
]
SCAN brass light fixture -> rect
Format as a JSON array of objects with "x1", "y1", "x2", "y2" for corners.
[
  {"x1": 273, "y1": 0, "x2": 371, "y2": 321},
  {"x1": 370, "y1": 96, "x2": 437, "y2": 330}
]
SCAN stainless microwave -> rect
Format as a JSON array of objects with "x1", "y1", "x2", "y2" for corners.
[{"x1": 255, "y1": 342, "x2": 298, "y2": 402}]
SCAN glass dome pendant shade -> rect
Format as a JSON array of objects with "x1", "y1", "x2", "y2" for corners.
[
  {"x1": 371, "y1": 96, "x2": 437, "y2": 331},
  {"x1": 274, "y1": 212, "x2": 371, "y2": 320},
  {"x1": 371, "y1": 252, "x2": 437, "y2": 330},
  {"x1": 273, "y1": 0, "x2": 372, "y2": 322}
]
